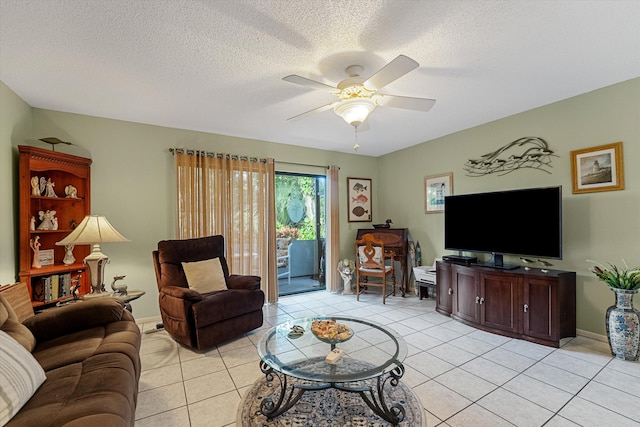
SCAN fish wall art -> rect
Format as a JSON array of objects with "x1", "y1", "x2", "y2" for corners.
[
  {"x1": 464, "y1": 137, "x2": 557, "y2": 177},
  {"x1": 347, "y1": 177, "x2": 372, "y2": 222}
]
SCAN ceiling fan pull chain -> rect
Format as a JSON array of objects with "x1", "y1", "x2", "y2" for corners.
[{"x1": 353, "y1": 125, "x2": 360, "y2": 151}]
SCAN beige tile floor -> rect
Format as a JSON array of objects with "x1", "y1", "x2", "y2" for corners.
[{"x1": 134, "y1": 290, "x2": 640, "y2": 427}]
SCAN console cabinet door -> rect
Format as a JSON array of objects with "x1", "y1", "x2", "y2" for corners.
[
  {"x1": 523, "y1": 277, "x2": 556, "y2": 342},
  {"x1": 436, "y1": 262, "x2": 452, "y2": 315},
  {"x1": 480, "y1": 273, "x2": 522, "y2": 334},
  {"x1": 451, "y1": 266, "x2": 480, "y2": 323}
]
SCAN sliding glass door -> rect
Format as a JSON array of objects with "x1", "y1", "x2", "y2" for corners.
[{"x1": 275, "y1": 172, "x2": 326, "y2": 296}]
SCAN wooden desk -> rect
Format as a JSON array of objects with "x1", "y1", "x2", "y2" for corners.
[{"x1": 357, "y1": 228, "x2": 410, "y2": 296}]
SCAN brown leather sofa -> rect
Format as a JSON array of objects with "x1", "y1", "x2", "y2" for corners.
[
  {"x1": 0, "y1": 293, "x2": 141, "y2": 426},
  {"x1": 152, "y1": 235, "x2": 265, "y2": 350}
]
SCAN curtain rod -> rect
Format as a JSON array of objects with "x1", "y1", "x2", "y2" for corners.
[
  {"x1": 170, "y1": 149, "x2": 336, "y2": 169},
  {"x1": 275, "y1": 160, "x2": 331, "y2": 170},
  {"x1": 169, "y1": 148, "x2": 266, "y2": 162}
]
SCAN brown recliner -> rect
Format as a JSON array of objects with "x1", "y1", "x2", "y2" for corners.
[{"x1": 152, "y1": 235, "x2": 265, "y2": 350}]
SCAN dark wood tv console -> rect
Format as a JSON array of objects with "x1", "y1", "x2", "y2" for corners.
[{"x1": 436, "y1": 261, "x2": 576, "y2": 347}]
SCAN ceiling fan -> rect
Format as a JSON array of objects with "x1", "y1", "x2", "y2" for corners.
[{"x1": 283, "y1": 55, "x2": 436, "y2": 132}]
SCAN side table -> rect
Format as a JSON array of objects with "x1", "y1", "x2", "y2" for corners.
[
  {"x1": 111, "y1": 290, "x2": 146, "y2": 313},
  {"x1": 417, "y1": 281, "x2": 436, "y2": 299},
  {"x1": 413, "y1": 265, "x2": 437, "y2": 300},
  {"x1": 81, "y1": 290, "x2": 145, "y2": 313}
]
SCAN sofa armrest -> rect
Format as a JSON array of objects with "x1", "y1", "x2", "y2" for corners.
[
  {"x1": 227, "y1": 274, "x2": 261, "y2": 291},
  {"x1": 23, "y1": 298, "x2": 132, "y2": 343}
]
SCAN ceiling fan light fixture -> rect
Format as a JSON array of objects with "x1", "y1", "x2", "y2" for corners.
[{"x1": 333, "y1": 97, "x2": 376, "y2": 126}]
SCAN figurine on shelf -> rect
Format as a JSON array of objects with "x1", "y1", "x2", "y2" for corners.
[
  {"x1": 373, "y1": 219, "x2": 393, "y2": 229},
  {"x1": 64, "y1": 184, "x2": 79, "y2": 199},
  {"x1": 30, "y1": 216, "x2": 36, "y2": 231},
  {"x1": 70, "y1": 271, "x2": 82, "y2": 300},
  {"x1": 31, "y1": 176, "x2": 41, "y2": 196},
  {"x1": 111, "y1": 275, "x2": 128, "y2": 296},
  {"x1": 30, "y1": 236, "x2": 41, "y2": 269},
  {"x1": 44, "y1": 178, "x2": 58, "y2": 197},
  {"x1": 37, "y1": 210, "x2": 57, "y2": 230},
  {"x1": 63, "y1": 244, "x2": 75, "y2": 265}
]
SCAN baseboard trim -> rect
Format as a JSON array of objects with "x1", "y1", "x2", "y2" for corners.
[
  {"x1": 135, "y1": 315, "x2": 162, "y2": 324},
  {"x1": 576, "y1": 328, "x2": 608, "y2": 343}
]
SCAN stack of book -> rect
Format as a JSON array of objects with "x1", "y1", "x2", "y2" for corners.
[{"x1": 32, "y1": 273, "x2": 72, "y2": 303}]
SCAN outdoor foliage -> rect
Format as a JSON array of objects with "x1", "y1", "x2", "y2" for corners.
[{"x1": 275, "y1": 174, "x2": 325, "y2": 240}]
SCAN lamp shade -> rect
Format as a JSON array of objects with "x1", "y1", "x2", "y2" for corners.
[
  {"x1": 56, "y1": 215, "x2": 129, "y2": 246},
  {"x1": 333, "y1": 97, "x2": 376, "y2": 126}
]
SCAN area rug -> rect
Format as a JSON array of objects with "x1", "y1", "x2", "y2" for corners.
[{"x1": 237, "y1": 373, "x2": 423, "y2": 426}]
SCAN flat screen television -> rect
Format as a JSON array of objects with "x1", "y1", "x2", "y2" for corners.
[{"x1": 444, "y1": 186, "x2": 562, "y2": 269}]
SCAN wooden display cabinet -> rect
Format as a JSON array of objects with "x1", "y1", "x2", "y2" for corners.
[{"x1": 18, "y1": 145, "x2": 92, "y2": 307}]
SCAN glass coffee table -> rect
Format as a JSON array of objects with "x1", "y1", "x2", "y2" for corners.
[{"x1": 257, "y1": 316, "x2": 408, "y2": 425}]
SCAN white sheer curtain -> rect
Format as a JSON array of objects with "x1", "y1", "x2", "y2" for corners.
[{"x1": 174, "y1": 150, "x2": 276, "y2": 296}]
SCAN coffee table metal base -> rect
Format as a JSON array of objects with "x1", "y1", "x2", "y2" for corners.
[{"x1": 258, "y1": 360, "x2": 406, "y2": 425}]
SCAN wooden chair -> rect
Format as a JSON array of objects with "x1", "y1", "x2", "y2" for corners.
[{"x1": 355, "y1": 234, "x2": 396, "y2": 304}]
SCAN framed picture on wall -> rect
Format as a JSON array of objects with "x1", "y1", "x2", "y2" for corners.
[
  {"x1": 347, "y1": 177, "x2": 372, "y2": 222},
  {"x1": 571, "y1": 142, "x2": 624, "y2": 194},
  {"x1": 424, "y1": 172, "x2": 453, "y2": 213}
]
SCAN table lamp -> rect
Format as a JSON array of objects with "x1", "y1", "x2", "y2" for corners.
[{"x1": 56, "y1": 215, "x2": 129, "y2": 296}]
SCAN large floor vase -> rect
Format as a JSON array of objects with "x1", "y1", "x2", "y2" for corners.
[{"x1": 606, "y1": 288, "x2": 640, "y2": 361}]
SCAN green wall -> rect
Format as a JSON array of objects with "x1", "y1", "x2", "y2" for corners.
[
  {"x1": 0, "y1": 82, "x2": 31, "y2": 283},
  {"x1": 378, "y1": 78, "x2": 640, "y2": 336},
  {"x1": 0, "y1": 91, "x2": 379, "y2": 317},
  {"x1": 1, "y1": 78, "x2": 638, "y2": 336}
]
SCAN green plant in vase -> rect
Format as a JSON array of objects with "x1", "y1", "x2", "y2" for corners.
[
  {"x1": 588, "y1": 259, "x2": 640, "y2": 361},
  {"x1": 589, "y1": 259, "x2": 640, "y2": 290}
]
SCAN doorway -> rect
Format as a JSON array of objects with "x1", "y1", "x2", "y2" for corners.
[{"x1": 275, "y1": 172, "x2": 326, "y2": 296}]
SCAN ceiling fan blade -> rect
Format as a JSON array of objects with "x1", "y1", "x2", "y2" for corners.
[
  {"x1": 283, "y1": 75, "x2": 336, "y2": 91},
  {"x1": 364, "y1": 55, "x2": 419, "y2": 91},
  {"x1": 286, "y1": 103, "x2": 336, "y2": 121},
  {"x1": 377, "y1": 94, "x2": 436, "y2": 112}
]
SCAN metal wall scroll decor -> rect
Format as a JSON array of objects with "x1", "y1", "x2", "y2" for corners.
[{"x1": 464, "y1": 137, "x2": 556, "y2": 177}]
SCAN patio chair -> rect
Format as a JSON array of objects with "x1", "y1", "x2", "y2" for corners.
[{"x1": 276, "y1": 237, "x2": 291, "y2": 280}]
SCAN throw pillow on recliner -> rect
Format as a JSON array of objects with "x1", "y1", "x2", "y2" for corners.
[{"x1": 182, "y1": 257, "x2": 227, "y2": 293}]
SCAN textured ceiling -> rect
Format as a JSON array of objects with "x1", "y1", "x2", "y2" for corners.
[{"x1": 1, "y1": 0, "x2": 639, "y2": 157}]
